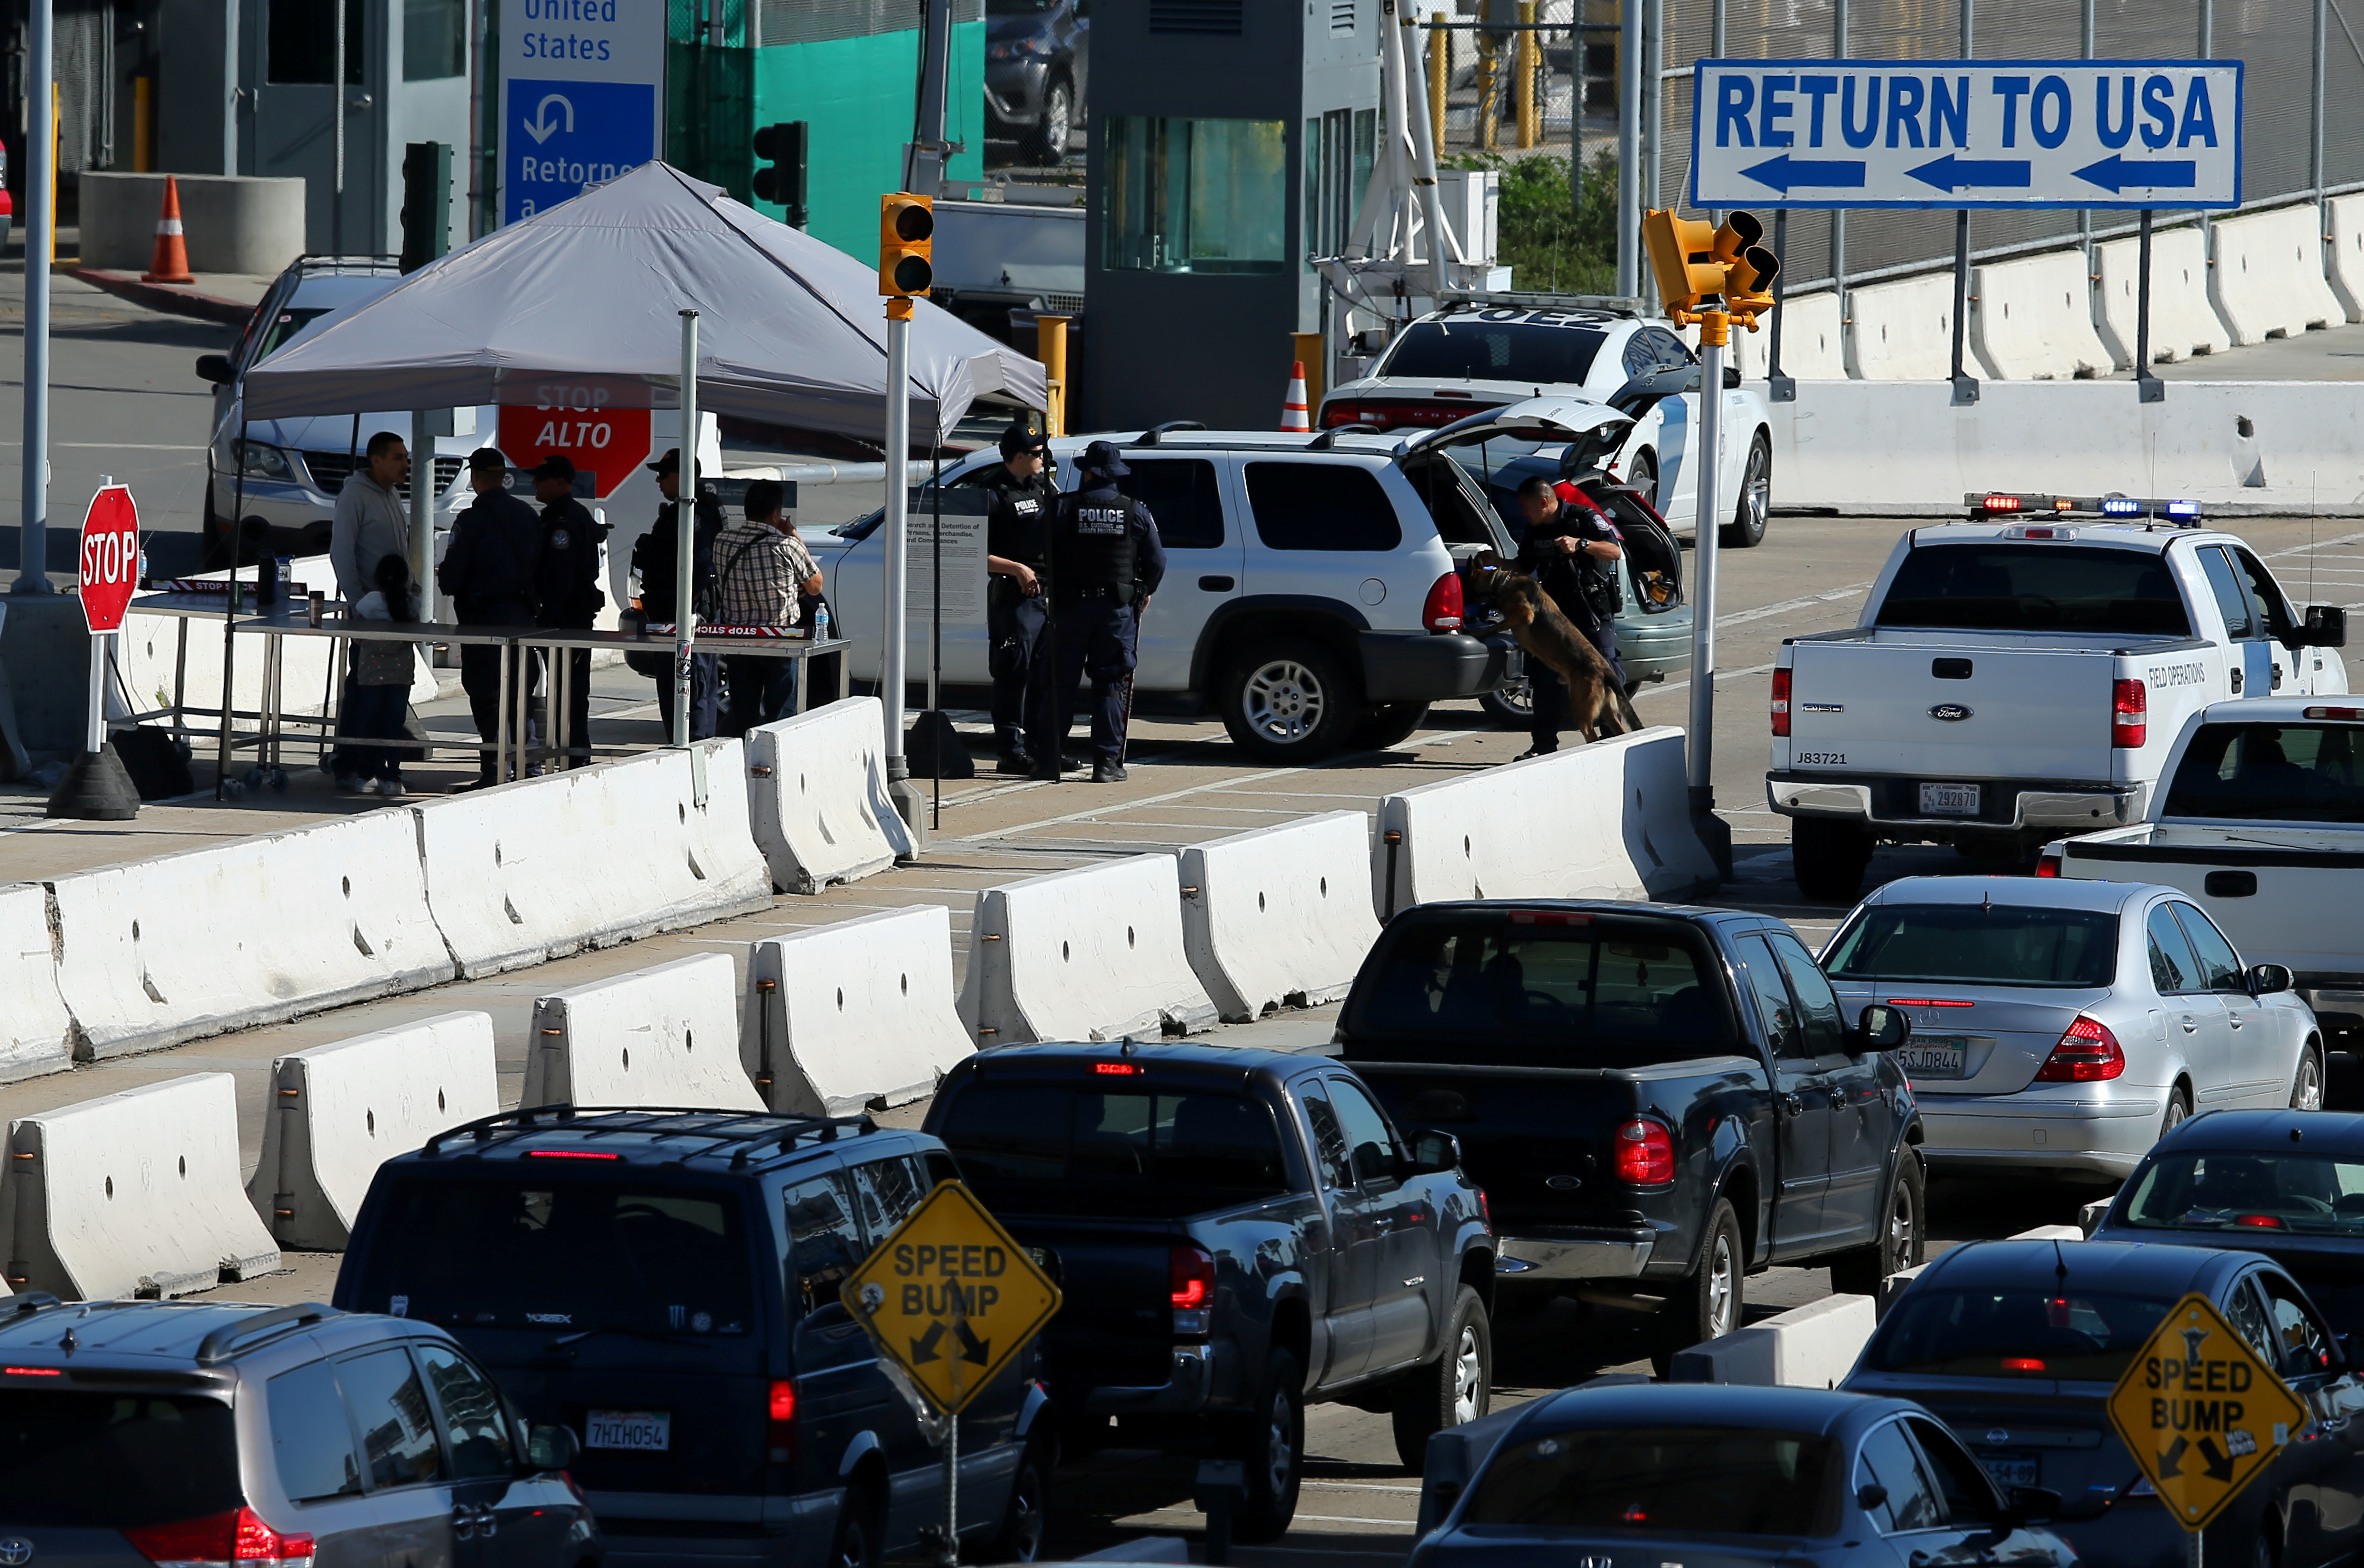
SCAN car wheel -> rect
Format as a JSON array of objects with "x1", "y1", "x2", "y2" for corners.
[
  {"x1": 1480, "y1": 674, "x2": 1533, "y2": 727},
  {"x1": 1219, "y1": 637, "x2": 1360, "y2": 762},
  {"x1": 2292, "y1": 1044, "x2": 2325, "y2": 1111},
  {"x1": 982, "y1": 1433, "x2": 1053, "y2": 1563},
  {"x1": 1653, "y1": 1198, "x2": 1742, "y2": 1376},
  {"x1": 1792, "y1": 816, "x2": 1874, "y2": 903},
  {"x1": 1627, "y1": 449, "x2": 1661, "y2": 513},
  {"x1": 1232, "y1": 1348, "x2": 1305, "y2": 1543},
  {"x1": 1024, "y1": 78, "x2": 1074, "y2": 165},
  {"x1": 1389, "y1": 1284, "x2": 1492, "y2": 1468},
  {"x1": 1350, "y1": 701, "x2": 1428, "y2": 751},
  {"x1": 1828, "y1": 1150, "x2": 1925, "y2": 1297},
  {"x1": 830, "y1": 1481, "x2": 880, "y2": 1568},
  {"x1": 2161, "y1": 1085, "x2": 2192, "y2": 1140},
  {"x1": 1720, "y1": 433, "x2": 1771, "y2": 549}
]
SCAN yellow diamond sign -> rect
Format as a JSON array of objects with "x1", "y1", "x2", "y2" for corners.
[
  {"x1": 841, "y1": 1180, "x2": 1061, "y2": 1415},
  {"x1": 2108, "y1": 1292, "x2": 2306, "y2": 1532}
]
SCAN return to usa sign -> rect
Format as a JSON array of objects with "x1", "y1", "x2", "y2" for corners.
[{"x1": 1688, "y1": 59, "x2": 2242, "y2": 210}]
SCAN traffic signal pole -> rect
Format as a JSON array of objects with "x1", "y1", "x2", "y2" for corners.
[
  {"x1": 883, "y1": 295, "x2": 924, "y2": 844},
  {"x1": 1686, "y1": 309, "x2": 1724, "y2": 840}
]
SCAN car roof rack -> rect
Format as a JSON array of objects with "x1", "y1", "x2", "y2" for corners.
[
  {"x1": 1132, "y1": 420, "x2": 1208, "y2": 448},
  {"x1": 1307, "y1": 424, "x2": 1381, "y2": 449},
  {"x1": 4, "y1": 1292, "x2": 61, "y2": 1317},
  {"x1": 420, "y1": 1104, "x2": 878, "y2": 1159},
  {"x1": 1439, "y1": 290, "x2": 1645, "y2": 317},
  {"x1": 195, "y1": 1303, "x2": 340, "y2": 1366}
]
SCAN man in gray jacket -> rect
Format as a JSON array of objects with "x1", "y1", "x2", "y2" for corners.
[{"x1": 326, "y1": 431, "x2": 413, "y2": 790}]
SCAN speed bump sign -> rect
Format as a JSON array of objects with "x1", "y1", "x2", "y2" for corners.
[
  {"x1": 842, "y1": 1180, "x2": 1060, "y2": 1415},
  {"x1": 2108, "y1": 1293, "x2": 2306, "y2": 1531}
]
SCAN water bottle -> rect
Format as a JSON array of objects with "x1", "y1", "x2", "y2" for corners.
[{"x1": 813, "y1": 603, "x2": 831, "y2": 643}]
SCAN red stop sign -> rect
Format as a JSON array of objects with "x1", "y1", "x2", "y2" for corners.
[
  {"x1": 499, "y1": 385, "x2": 652, "y2": 500},
  {"x1": 78, "y1": 485, "x2": 140, "y2": 632}
]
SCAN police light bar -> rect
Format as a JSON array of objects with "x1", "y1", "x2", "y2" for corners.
[{"x1": 1964, "y1": 492, "x2": 2203, "y2": 522}]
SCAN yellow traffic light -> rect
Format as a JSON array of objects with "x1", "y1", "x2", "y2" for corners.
[
  {"x1": 1641, "y1": 209, "x2": 1724, "y2": 322},
  {"x1": 879, "y1": 193, "x2": 934, "y2": 297},
  {"x1": 1726, "y1": 241, "x2": 1781, "y2": 328}
]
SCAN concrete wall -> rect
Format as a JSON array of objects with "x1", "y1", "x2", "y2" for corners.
[{"x1": 81, "y1": 173, "x2": 306, "y2": 275}]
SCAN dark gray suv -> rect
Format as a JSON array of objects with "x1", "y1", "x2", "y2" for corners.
[{"x1": 0, "y1": 1296, "x2": 594, "y2": 1568}]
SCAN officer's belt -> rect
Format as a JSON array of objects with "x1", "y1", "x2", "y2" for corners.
[{"x1": 1056, "y1": 584, "x2": 1129, "y2": 605}]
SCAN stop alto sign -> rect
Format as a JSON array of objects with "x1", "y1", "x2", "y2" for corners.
[
  {"x1": 77, "y1": 485, "x2": 140, "y2": 633},
  {"x1": 498, "y1": 382, "x2": 653, "y2": 500}
]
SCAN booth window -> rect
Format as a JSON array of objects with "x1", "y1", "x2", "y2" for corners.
[
  {"x1": 405, "y1": 0, "x2": 466, "y2": 80},
  {"x1": 269, "y1": 0, "x2": 364, "y2": 85},
  {"x1": 1103, "y1": 117, "x2": 1288, "y2": 275}
]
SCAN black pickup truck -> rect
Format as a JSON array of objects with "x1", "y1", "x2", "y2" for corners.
[
  {"x1": 921, "y1": 1041, "x2": 1495, "y2": 1541},
  {"x1": 1336, "y1": 900, "x2": 1927, "y2": 1370}
]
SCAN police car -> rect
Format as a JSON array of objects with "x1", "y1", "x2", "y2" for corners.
[{"x1": 1318, "y1": 299, "x2": 1777, "y2": 547}]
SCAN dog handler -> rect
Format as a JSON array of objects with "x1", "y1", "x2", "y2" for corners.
[{"x1": 1514, "y1": 473, "x2": 1623, "y2": 758}]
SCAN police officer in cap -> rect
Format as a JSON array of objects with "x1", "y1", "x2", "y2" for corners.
[
  {"x1": 980, "y1": 421, "x2": 1057, "y2": 775},
  {"x1": 438, "y1": 447, "x2": 543, "y2": 787},
  {"x1": 631, "y1": 446, "x2": 725, "y2": 740},
  {"x1": 1025, "y1": 439, "x2": 1164, "y2": 783},
  {"x1": 531, "y1": 454, "x2": 609, "y2": 768}
]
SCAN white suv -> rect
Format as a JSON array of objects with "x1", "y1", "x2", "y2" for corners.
[
  {"x1": 1319, "y1": 299, "x2": 1776, "y2": 548},
  {"x1": 811, "y1": 400, "x2": 1638, "y2": 761}
]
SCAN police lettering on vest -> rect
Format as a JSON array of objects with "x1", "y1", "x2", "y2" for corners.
[{"x1": 1050, "y1": 493, "x2": 1142, "y2": 601}]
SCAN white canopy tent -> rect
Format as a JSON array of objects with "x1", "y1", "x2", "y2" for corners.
[{"x1": 240, "y1": 161, "x2": 1046, "y2": 439}]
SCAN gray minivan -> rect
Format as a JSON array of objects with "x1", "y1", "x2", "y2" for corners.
[{"x1": 0, "y1": 1296, "x2": 593, "y2": 1568}]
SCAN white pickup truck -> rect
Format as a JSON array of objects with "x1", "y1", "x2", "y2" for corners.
[
  {"x1": 2041, "y1": 698, "x2": 2364, "y2": 1057},
  {"x1": 1768, "y1": 501, "x2": 2351, "y2": 902}
]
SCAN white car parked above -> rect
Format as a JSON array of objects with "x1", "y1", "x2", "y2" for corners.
[
  {"x1": 1822, "y1": 875, "x2": 2323, "y2": 1181},
  {"x1": 1316, "y1": 299, "x2": 1775, "y2": 547}
]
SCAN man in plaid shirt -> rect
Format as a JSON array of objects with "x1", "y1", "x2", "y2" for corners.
[{"x1": 713, "y1": 478, "x2": 823, "y2": 735}]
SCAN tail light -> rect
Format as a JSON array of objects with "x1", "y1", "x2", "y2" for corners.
[
  {"x1": 1613, "y1": 1118, "x2": 1676, "y2": 1185},
  {"x1": 1423, "y1": 571, "x2": 1464, "y2": 632},
  {"x1": 2035, "y1": 1015, "x2": 2126, "y2": 1082},
  {"x1": 1771, "y1": 668, "x2": 1792, "y2": 737},
  {"x1": 1477, "y1": 1188, "x2": 1491, "y2": 1230},
  {"x1": 1170, "y1": 1244, "x2": 1215, "y2": 1338},
  {"x1": 2036, "y1": 854, "x2": 2061, "y2": 877},
  {"x1": 2112, "y1": 678, "x2": 2147, "y2": 748},
  {"x1": 126, "y1": 1507, "x2": 315, "y2": 1567},
  {"x1": 767, "y1": 1378, "x2": 797, "y2": 1465}
]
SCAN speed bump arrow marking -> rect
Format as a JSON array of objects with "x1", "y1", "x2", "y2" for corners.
[
  {"x1": 843, "y1": 1179, "x2": 1060, "y2": 1416},
  {"x1": 2108, "y1": 1293, "x2": 2306, "y2": 1532}
]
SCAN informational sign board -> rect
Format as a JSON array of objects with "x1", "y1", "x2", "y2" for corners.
[
  {"x1": 1688, "y1": 59, "x2": 2243, "y2": 209},
  {"x1": 497, "y1": 379, "x2": 653, "y2": 501},
  {"x1": 2108, "y1": 1292, "x2": 2304, "y2": 1531},
  {"x1": 78, "y1": 484, "x2": 140, "y2": 633},
  {"x1": 498, "y1": 0, "x2": 666, "y2": 226},
  {"x1": 906, "y1": 489, "x2": 991, "y2": 628},
  {"x1": 842, "y1": 1181, "x2": 1060, "y2": 1415}
]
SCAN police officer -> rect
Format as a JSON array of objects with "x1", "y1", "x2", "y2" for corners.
[
  {"x1": 631, "y1": 447, "x2": 725, "y2": 741},
  {"x1": 437, "y1": 447, "x2": 543, "y2": 788},
  {"x1": 1513, "y1": 472, "x2": 1625, "y2": 759},
  {"x1": 1025, "y1": 440, "x2": 1165, "y2": 784},
  {"x1": 980, "y1": 422, "x2": 1057, "y2": 775},
  {"x1": 531, "y1": 454, "x2": 609, "y2": 769}
]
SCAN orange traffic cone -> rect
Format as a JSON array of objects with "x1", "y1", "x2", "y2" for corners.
[
  {"x1": 1281, "y1": 359, "x2": 1310, "y2": 433},
  {"x1": 141, "y1": 176, "x2": 194, "y2": 284}
]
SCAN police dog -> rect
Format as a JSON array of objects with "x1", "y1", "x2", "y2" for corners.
[{"x1": 1472, "y1": 560, "x2": 1642, "y2": 743}]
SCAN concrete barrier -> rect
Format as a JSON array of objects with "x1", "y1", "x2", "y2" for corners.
[
  {"x1": 2095, "y1": 227, "x2": 2231, "y2": 366},
  {"x1": 1766, "y1": 379, "x2": 2364, "y2": 514},
  {"x1": 1727, "y1": 296, "x2": 1844, "y2": 380},
  {"x1": 2078, "y1": 1194, "x2": 2117, "y2": 1236},
  {"x1": 960, "y1": 854, "x2": 1220, "y2": 1045},
  {"x1": 1973, "y1": 251, "x2": 2112, "y2": 380},
  {"x1": 1374, "y1": 727, "x2": 1716, "y2": 915},
  {"x1": 246, "y1": 1013, "x2": 500, "y2": 1251},
  {"x1": 2327, "y1": 195, "x2": 2364, "y2": 322},
  {"x1": 415, "y1": 738, "x2": 772, "y2": 978},
  {"x1": 0, "y1": 883, "x2": 73, "y2": 1084},
  {"x1": 1848, "y1": 272, "x2": 1983, "y2": 380},
  {"x1": 1668, "y1": 1293, "x2": 1877, "y2": 1387},
  {"x1": 1879, "y1": 1262, "x2": 1931, "y2": 1316},
  {"x1": 46, "y1": 809, "x2": 453, "y2": 1061},
  {"x1": 1181, "y1": 812, "x2": 1379, "y2": 1023},
  {"x1": 79, "y1": 172, "x2": 307, "y2": 275},
  {"x1": 0, "y1": 1074, "x2": 280, "y2": 1299},
  {"x1": 524, "y1": 952, "x2": 764, "y2": 1110},
  {"x1": 2212, "y1": 203, "x2": 2346, "y2": 345},
  {"x1": 2009, "y1": 1224, "x2": 2087, "y2": 1242},
  {"x1": 746, "y1": 697, "x2": 915, "y2": 894},
  {"x1": 746, "y1": 906, "x2": 970, "y2": 1114}
]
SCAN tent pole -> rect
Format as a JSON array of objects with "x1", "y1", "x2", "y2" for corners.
[
  {"x1": 883, "y1": 297, "x2": 925, "y2": 842},
  {"x1": 675, "y1": 309, "x2": 698, "y2": 749}
]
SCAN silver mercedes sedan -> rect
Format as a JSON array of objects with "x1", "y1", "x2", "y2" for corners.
[{"x1": 1822, "y1": 875, "x2": 2324, "y2": 1179}]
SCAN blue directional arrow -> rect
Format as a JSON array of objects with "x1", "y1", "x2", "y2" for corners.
[
  {"x1": 2073, "y1": 153, "x2": 2199, "y2": 193},
  {"x1": 1738, "y1": 153, "x2": 1867, "y2": 194},
  {"x1": 1907, "y1": 154, "x2": 2034, "y2": 191}
]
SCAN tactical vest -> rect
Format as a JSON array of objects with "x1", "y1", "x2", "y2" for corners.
[{"x1": 1049, "y1": 492, "x2": 1138, "y2": 597}]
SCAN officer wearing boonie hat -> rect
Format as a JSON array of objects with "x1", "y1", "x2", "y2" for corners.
[
  {"x1": 1024, "y1": 439, "x2": 1164, "y2": 783},
  {"x1": 437, "y1": 446, "x2": 544, "y2": 787}
]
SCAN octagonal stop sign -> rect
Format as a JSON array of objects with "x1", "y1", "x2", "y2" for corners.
[
  {"x1": 78, "y1": 485, "x2": 140, "y2": 633},
  {"x1": 498, "y1": 383, "x2": 652, "y2": 500}
]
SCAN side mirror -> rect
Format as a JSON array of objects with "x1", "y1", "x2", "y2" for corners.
[
  {"x1": 1404, "y1": 1129, "x2": 1463, "y2": 1175},
  {"x1": 2006, "y1": 1486, "x2": 2063, "y2": 1526},
  {"x1": 2306, "y1": 605, "x2": 2348, "y2": 648},
  {"x1": 2248, "y1": 962, "x2": 2294, "y2": 996},
  {"x1": 526, "y1": 1422, "x2": 580, "y2": 1471},
  {"x1": 1856, "y1": 1482, "x2": 1888, "y2": 1513},
  {"x1": 195, "y1": 353, "x2": 235, "y2": 385},
  {"x1": 1852, "y1": 1003, "x2": 1912, "y2": 1052},
  {"x1": 1723, "y1": 365, "x2": 1742, "y2": 390}
]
